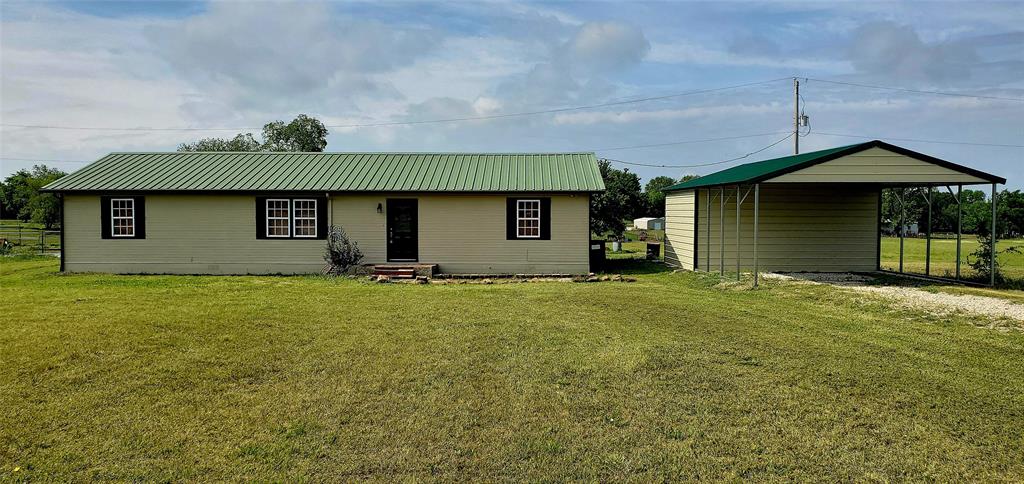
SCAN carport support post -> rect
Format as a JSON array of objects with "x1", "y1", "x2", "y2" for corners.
[
  {"x1": 925, "y1": 186, "x2": 932, "y2": 276},
  {"x1": 736, "y1": 185, "x2": 741, "y2": 281},
  {"x1": 706, "y1": 189, "x2": 711, "y2": 271},
  {"x1": 991, "y1": 182, "x2": 998, "y2": 286},
  {"x1": 753, "y1": 184, "x2": 760, "y2": 287},
  {"x1": 719, "y1": 187, "x2": 725, "y2": 275},
  {"x1": 899, "y1": 188, "x2": 905, "y2": 273},
  {"x1": 956, "y1": 184, "x2": 962, "y2": 280}
]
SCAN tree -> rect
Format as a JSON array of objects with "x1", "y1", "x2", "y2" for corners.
[
  {"x1": 590, "y1": 159, "x2": 643, "y2": 239},
  {"x1": 177, "y1": 133, "x2": 261, "y2": 152},
  {"x1": 262, "y1": 114, "x2": 329, "y2": 152},
  {"x1": 2, "y1": 165, "x2": 66, "y2": 228},
  {"x1": 643, "y1": 175, "x2": 677, "y2": 218},
  {"x1": 177, "y1": 115, "x2": 328, "y2": 153}
]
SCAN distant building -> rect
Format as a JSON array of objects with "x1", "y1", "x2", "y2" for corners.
[{"x1": 633, "y1": 217, "x2": 665, "y2": 230}]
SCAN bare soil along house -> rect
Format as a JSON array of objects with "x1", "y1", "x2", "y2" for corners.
[{"x1": 43, "y1": 152, "x2": 605, "y2": 275}]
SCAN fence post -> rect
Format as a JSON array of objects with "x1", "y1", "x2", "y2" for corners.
[{"x1": 40, "y1": 230, "x2": 45, "y2": 255}]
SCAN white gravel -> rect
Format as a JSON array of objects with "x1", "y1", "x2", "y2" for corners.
[{"x1": 766, "y1": 272, "x2": 1024, "y2": 328}]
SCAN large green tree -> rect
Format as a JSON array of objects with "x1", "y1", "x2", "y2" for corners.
[
  {"x1": 1, "y1": 165, "x2": 67, "y2": 228},
  {"x1": 643, "y1": 175, "x2": 677, "y2": 218},
  {"x1": 177, "y1": 115, "x2": 328, "y2": 152},
  {"x1": 590, "y1": 159, "x2": 643, "y2": 239}
]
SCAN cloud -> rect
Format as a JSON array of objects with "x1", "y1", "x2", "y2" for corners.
[
  {"x1": 144, "y1": 1, "x2": 442, "y2": 113},
  {"x1": 648, "y1": 40, "x2": 848, "y2": 72},
  {"x1": 565, "y1": 22, "x2": 650, "y2": 73},
  {"x1": 846, "y1": 21, "x2": 1024, "y2": 84},
  {"x1": 493, "y1": 21, "x2": 649, "y2": 107}
]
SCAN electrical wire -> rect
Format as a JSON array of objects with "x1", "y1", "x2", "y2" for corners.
[
  {"x1": 603, "y1": 132, "x2": 794, "y2": 168},
  {"x1": 0, "y1": 78, "x2": 791, "y2": 132},
  {"x1": 803, "y1": 77, "x2": 1024, "y2": 102},
  {"x1": 810, "y1": 132, "x2": 1024, "y2": 148},
  {"x1": 591, "y1": 132, "x2": 789, "y2": 152}
]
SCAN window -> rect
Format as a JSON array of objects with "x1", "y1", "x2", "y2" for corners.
[
  {"x1": 111, "y1": 198, "x2": 135, "y2": 237},
  {"x1": 293, "y1": 199, "x2": 317, "y2": 238},
  {"x1": 516, "y1": 199, "x2": 541, "y2": 238},
  {"x1": 257, "y1": 197, "x2": 326, "y2": 240},
  {"x1": 266, "y1": 199, "x2": 290, "y2": 237}
]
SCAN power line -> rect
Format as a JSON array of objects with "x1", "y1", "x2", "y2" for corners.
[
  {"x1": 591, "y1": 132, "x2": 789, "y2": 152},
  {"x1": 4, "y1": 129, "x2": 1019, "y2": 169},
  {"x1": 811, "y1": 132, "x2": 1024, "y2": 148},
  {"x1": 803, "y1": 77, "x2": 1024, "y2": 102},
  {"x1": 604, "y1": 132, "x2": 794, "y2": 168},
  {"x1": 1, "y1": 157, "x2": 92, "y2": 164},
  {"x1": 0, "y1": 78, "x2": 791, "y2": 132}
]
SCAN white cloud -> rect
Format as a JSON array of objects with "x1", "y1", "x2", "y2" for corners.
[
  {"x1": 648, "y1": 41, "x2": 849, "y2": 72},
  {"x1": 144, "y1": 1, "x2": 442, "y2": 114},
  {"x1": 566, "y1": 22, "x2": 650, "y2": 73}
]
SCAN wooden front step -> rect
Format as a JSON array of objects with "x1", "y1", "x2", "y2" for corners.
[{"x1": 373, "y1": 266, "x2": 416, "y2": 279}]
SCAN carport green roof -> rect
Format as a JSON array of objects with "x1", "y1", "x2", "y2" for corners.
[
  {"x1": 662, "y1": 139, "x2": 1004, "y2": 191},
  {"x1": 44, "y1": 152, "x2": 605, "y2": 193}
]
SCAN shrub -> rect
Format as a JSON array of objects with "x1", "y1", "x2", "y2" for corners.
[
  {"x1": 323, "y1": 225, "x2": 363, "y2": 275},
  {"x1": 968, "y1": 228, "x2": 1021, "y2": 284}
]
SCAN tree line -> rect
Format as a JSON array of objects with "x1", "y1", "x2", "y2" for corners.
[{"x1": 881, "y1": 188, "x2": 1024, "y2": 237}]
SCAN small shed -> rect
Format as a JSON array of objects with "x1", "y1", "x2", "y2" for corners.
[
  {"x1": 662, "y1": 140, "x2": 1005, "y2": 285},
  {"x1": 633, "y1": 217, "x2": 665, "y2": 230}
]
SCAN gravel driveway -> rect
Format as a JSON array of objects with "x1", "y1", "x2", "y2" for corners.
[{"x1": 766, "y1": 272, "x2": 1024, "y2": 329}]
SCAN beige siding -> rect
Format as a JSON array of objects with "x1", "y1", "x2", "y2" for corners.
[
  {"x1": 330, "y1": 193, "x2": 590, "y2": 274},
  {"x1": 769, "y1": 147, "x2": 989, "y2": 184},
  {"x1": 683, "y1": 184, "x2": 879, "y2": 273},
  {"x1": 664, "y1": 190, "x2": 695, "y2": 269},
  {"x1": 63, "y1": 193, "x2": 590, "y2": 275}
]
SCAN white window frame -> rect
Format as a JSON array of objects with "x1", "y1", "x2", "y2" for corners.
[
  {"x1": 516, "y1": 199, "x2": 541, "y2": 239},
  {"x1": 266, "y1": 198, "x2": 291, "y2": 238},
  {"x1": 111, "y1": 198, "x2": 135, "y2": 238},
  {"x1": 292, "y1": 199, "x2": 317, "y2": 238}
]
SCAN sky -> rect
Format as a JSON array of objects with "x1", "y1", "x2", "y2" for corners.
[{"x1": 1, "y1": 0, "x2": 1022, "y2": 187}]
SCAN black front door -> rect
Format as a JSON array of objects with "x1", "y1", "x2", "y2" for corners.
[{"x1": 387, "y1": 199, "x2": 418, "y2": 261}]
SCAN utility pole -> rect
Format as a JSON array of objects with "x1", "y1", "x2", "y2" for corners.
[{"x1": 793, "y1": 78, "x2": 800, "y2": 154}]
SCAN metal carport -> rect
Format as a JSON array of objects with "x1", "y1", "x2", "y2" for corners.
[{"x1": 661, "y1": 140, "x2": 1006, "y2": 286}]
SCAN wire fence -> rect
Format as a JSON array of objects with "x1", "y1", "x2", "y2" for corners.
[{"x1": 0, "y1": 224, "x2": 61, "y2": 255}]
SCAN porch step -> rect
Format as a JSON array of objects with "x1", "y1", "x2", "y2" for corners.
[{"x1": 373, "y1": 266, "x2": 416, "y2": 279}]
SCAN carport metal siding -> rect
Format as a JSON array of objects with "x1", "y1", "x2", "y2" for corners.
[{"x1": 44, "y1": 152, "x2": 604, "y2": 192}]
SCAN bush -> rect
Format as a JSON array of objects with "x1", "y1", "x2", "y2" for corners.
[
  {"x1": 968, "y1": 228, "x2": 1021, "y2": 284},
  {"x1": 323, "y1": 225, "x2": 363, "y2": 275}
]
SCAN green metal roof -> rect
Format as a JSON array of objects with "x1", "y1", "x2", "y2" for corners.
[
  {"x1": 44, "y1": 152, "x2": 605, "y2": 193},
  {"x1": 663, "y1": 140, "x2": 1005, "y2": 191}
]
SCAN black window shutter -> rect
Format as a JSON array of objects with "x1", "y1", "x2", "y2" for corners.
[
  {"x1": 316, "y1": 197, "x2": 328, "y2": 240},
  {"x1": 133, "y1": 196, "x2": 146, "y2": 239},
  {"x1": 255, "y1": 197, "x2": 267, "y2": 239},
  {"x1": 539, "y1": 197, "x2": 551, "y2": 240},
  {"x1": 100, "y1": 196, "x2": 112, "y2": 239},
  {"x1": 506, "y1": 198, "x2": 517, "y2": 240}
]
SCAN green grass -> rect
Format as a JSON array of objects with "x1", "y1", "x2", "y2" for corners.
[
  {"x1": 2, "y1": 257, "x2": 1023, "y2": 480},
  {"x1": 880, "y1": 236, "x2": 1024, "y2": 280}
]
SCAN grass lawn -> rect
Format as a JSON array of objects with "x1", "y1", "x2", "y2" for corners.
[
  {"x1": 880, "y1": 236, "x2": 1024, "y2": 280},
  {"x1": 2, "y1": 257, "x2": 1023, "y2": 480}
]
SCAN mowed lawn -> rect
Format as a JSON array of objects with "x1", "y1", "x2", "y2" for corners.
[
  {"x1": 2, "y1": 258, "x2": 1023, "y2": 480},
  {"x1": 880, "y1": 236, "x2": 1024, "y2": 280}
]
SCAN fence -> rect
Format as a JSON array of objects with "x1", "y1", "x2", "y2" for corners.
[{"x1": 0, "y1": 224, "x2": 61, "y2": 255}]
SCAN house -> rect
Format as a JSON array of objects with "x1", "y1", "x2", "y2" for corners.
[
  {"x1": 43, "y1": 152, "x2": 604, "y2": 275},
  {"x1": 661, "y1": 140, "x2": 1004, "y2": 282},
  {"x1": 633, "y1": 217, "x2": 664, "y2": 230}
]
